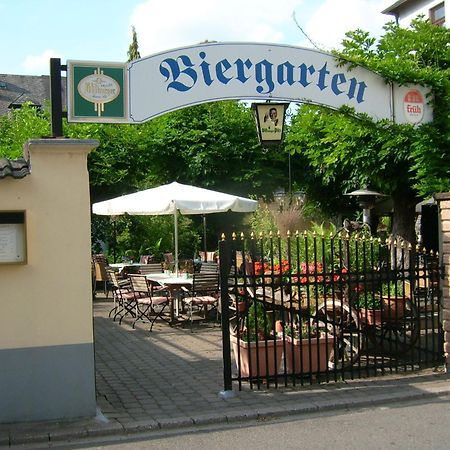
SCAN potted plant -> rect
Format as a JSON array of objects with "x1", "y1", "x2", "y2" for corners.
[
  {"x1": 230, "y1": 300, "x2": 283, "y2": 378},
  {"x1": 355, "y1": 292, "x2": 382, "y2": 326},
  {"x1": 381, "y1": 281, "x2": 407, "y2": 321},
  {"x1": 284, "y1": 320, "x2": 334, "y2": 375},
  {"x1": 230, "y1": 287, "x2": 249, "y2": 313}
]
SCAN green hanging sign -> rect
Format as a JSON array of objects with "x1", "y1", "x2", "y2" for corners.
[{"x1": 67, "y1": 61, "x2": 127, "y2": 123}]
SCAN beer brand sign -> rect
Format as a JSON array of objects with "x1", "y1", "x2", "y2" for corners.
[
  {"x1": 68, "y1": 62, "x2": 127, "y2": 122},
  {"x1": 403, "y1": 89, "x2": 425, "y2": 124},
  {"x1": 67, "y1": 43, "x2": 432, "y2": 125}
]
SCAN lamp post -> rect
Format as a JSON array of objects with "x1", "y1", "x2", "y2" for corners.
[{"x1": 110, "y1": 215, "x2": 118, "y2": 263}]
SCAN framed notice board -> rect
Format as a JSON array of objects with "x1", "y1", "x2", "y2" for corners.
[{"x1": 0, "y1": 211, "x2": 27, "y2": 264}]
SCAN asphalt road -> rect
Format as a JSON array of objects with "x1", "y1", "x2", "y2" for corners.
[{"x1": 25, "y1": 395, "x2": 450, "y2": 450}]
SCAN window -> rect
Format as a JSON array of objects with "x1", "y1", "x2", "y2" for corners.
[{"x1": 430, "y1": 2, "x2": 445, "y2": 26}]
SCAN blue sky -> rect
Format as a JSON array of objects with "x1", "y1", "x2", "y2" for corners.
[{"x1": 1, "y1": 0, "x2": 394, "y2": 75}]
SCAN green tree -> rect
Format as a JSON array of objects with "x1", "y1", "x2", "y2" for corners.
[
  {"x1": 127, "y1": 100, "x2": 289, "y2": 249},
  {"x1": 0, "y1": 103, "x2": 50, "y2": 158},
  {"x1": 142, "y1": 101, "x2": 287, "y2": 198},
  {"x1": 66, "y1": 121, "x2": 158, "y2": 201},
  {"x1": 127, "y1": 26, "x2": 141, "y2": 62},
  {"x1": 286, "y1": 18, "x2": 450, "y2": 244}
]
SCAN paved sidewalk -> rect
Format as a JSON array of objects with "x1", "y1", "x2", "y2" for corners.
[{"x1": 1, "y1": 299, "x2": 449, "y2": 448}]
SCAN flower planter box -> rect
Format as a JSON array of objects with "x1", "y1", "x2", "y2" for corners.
[
  {"x1": 359, "y1": 296, "x2": 407, "y2": 325},
  {"x1": 285, "y1": 335, "x2": 334, "y2": 374},
  {"x1": 230, "y1": 334, "x2": 284, "y2": 378},
  {"x1": 381, "y1": 296, "x2": 406, "y2": 321},
  {"x1": 359, "y1": 309, "x2": 383, "y2": 326}
]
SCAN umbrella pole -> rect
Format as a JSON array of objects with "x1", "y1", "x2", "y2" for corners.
[
  {"x1": 203, "y1": 214, "x2": 207, "y2": 262},
  {"x1": 174, "y1": 209, "x2": 179, "y2": 277}
]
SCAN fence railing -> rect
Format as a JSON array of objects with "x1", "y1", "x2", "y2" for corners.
[{"x1": 219, "y1": 231, "x2": 443, "y2": 390}]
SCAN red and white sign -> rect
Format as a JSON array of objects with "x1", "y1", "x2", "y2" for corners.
[{"x1": 403, "y1": 89, "x2": 424, "y2": 124}]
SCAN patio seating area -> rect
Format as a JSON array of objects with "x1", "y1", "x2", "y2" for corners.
[{"x1": 98, "y1": 260, "x2": 221, "y2": 330}]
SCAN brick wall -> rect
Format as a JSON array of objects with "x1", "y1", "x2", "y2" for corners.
[{"x1": 435, "y1": 192, "x2": 450, "y2": 372}]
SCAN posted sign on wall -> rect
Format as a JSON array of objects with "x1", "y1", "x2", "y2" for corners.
[{"x1": 67, "y1": 42, "x2": 433, "y2": 125}]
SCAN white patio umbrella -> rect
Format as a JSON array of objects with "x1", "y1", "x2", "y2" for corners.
[{"x1": 92, "y1": 182, "x2": 258, "y2": 274}]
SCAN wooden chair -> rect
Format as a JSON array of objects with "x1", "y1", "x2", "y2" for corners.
[
  {"x1": 92, "y1": 254, "x2": 110, "y2": 297},
  {"x1": 179, "y1": 259, "x2": 194, "y2": 274},
  {"x1": 199, "y1": 251, "x2": 217, "y2": 262},
  {"x1": 139, "y1": 263, "x2": 163, "y2": 275},
  {"x1": 139, "y1": 255, "x2": 153, "y2": 264},
  {"x1": 163, "y1": 253, "x2": 175, "y2": 272},
  {"x1": 139, "y1": 263, "x2": 169, "y2": 295},
  {"x1": 199, "y1": 261, "x2": 219, "y2": 273},
  {"x1": 128, "y1": 274, "x2": 170, "y2": 331},
  {"x1": 106, "y1": 270, "x2": 135, "y2": 322},
  {"x1": 181, "y1": 273, "x2": 220, "y2": 330}
]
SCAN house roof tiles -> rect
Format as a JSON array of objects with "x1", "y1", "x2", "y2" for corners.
[
  {"x1": 0, "y1": 74, "x2": 66, "y2": 116},
  {"x1": 0, "y1": 158, "x2": 30, "y2": 179}
]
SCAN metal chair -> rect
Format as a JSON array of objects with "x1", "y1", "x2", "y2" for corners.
[
  {"x1": 106, "y1": 270, "x2": 135, "y2": 322},
  {"x1": 181, "y1": 273, "x2": 220, "y2": 330},
  {"x1": 128, "y1": 274, "x2": 170, "y2": 331}
]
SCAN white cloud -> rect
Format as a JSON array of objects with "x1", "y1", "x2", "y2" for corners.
[
  {"x1": 130, "y1": 0, "x2": 303, "y2": 56},
  {"x1": 299, "y1": 0, "x2": 394, "y2": 51},
  {"x1": 21, "y1": 50, "x2": 61, "y2": 75},
  {"x1": 130, "y1": 0, "x2": 394, "y2": 57}
]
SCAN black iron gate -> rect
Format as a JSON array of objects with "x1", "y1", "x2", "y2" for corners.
[{"x1": 219, "y1": 231, "x2": 443, "y2": 390}]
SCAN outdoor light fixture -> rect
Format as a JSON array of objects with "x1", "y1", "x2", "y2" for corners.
[
  {"x1": 273, "y1": 187, "x2": 286, "y2": 211},
  {"x1": 252, "y1": 102, "x2": 289, "y2": 146},
  {"x1": 345, "y1": 186, "x2": 386, "y2": 225},
  {"x1": 293, "y1": 190, "x2": 306, "y2": 206}
]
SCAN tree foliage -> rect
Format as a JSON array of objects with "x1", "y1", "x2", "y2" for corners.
[
  {"x1": 139, "y1": 101, "x2": 287, "y2": 198},
  {"x1": 286, "y1": 18, "x2": 450, "y2": 241},
  {"x1": 127, "y1": 26, "x2": 141, "y2": 62},
  {"x1": 0, "y1": 104, "x2": 50, "y2": 158}
]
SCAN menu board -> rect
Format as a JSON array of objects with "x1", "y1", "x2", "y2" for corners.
[{"x1": 0, "y1": 213, "x2": 26, "y2": 264}]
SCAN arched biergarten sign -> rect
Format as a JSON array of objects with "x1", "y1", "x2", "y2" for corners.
[{"x1": 67, "y1": 42, "x2": 432, "y2": 125}]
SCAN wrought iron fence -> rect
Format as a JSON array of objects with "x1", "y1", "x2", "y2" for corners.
[{"x1": 219, "y1": 230, "x2": 443, "y2": 390}]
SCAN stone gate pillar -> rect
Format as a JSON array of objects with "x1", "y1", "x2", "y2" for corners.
[
  {"x1": 0, "y1": 139, "x2": 98, "y2": 422},
  {"x1": 435, "y1": 192, "x2": 450, "y2": 373}
]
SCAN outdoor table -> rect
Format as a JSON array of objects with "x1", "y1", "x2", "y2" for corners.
[
  {"x1": 146, "y1": 273, "x2": 193, "y2": 324},
  {"x1": 109, "y1": 262, "x2": 142, "y2": 275}
]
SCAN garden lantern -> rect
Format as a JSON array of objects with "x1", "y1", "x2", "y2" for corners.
[{"x1": 252, "y1": 102, "x2": 289, "y2": 146}]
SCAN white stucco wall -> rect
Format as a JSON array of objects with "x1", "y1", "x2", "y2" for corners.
[
  {"x1": 0, "y1": 139, "x2": 99, "y2": 422},
  {"x1": 389, "y1": 0, "x2": 447, "y2": 27}
]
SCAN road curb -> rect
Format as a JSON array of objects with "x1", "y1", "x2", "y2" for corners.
[{"x1": 3, "y1": 375, "x2": 450, "y2": 447}]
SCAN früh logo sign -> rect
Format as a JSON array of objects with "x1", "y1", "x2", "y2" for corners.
[{"x1": 403, "y1": 89, "x2": 425, "y2": 124}]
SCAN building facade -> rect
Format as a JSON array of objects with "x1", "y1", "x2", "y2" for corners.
[
  {"x1": 382, "y1": 0, "x2": 447, "y2": 27},
  {"x1": 0, "y1": 74, "x2": 66, "y2": 116}
]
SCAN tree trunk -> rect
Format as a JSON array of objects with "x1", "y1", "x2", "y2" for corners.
[
  {"x1": 390, "y1": 189, "x2": 417, "y2": 269},
  {"x1": 391, "y1": 190, "x2": 417, "y2": 245}
]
